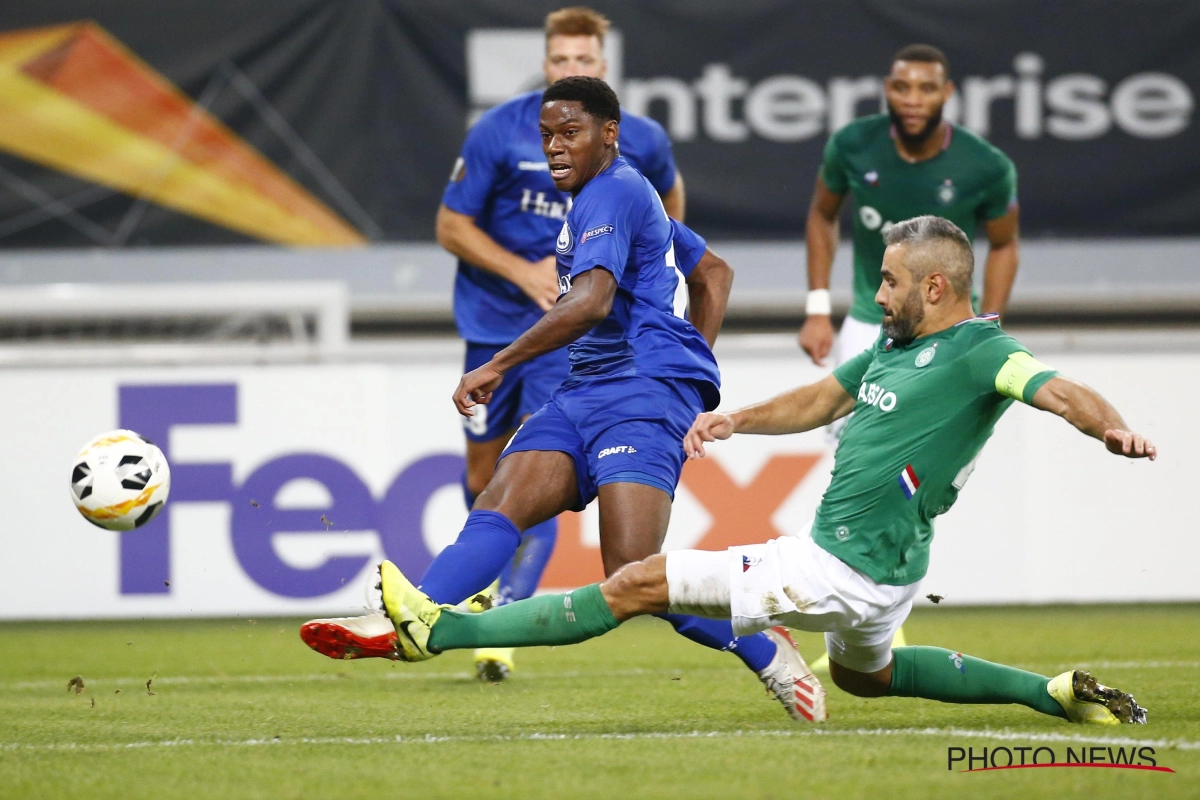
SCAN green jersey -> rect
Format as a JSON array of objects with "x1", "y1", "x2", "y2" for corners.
[
  {"x1": 812, "y1": 317, "x2": 1056, "y2": 586},
  {"x1": 821, "y1": 116, "x2": 1017, "y2": 324}
]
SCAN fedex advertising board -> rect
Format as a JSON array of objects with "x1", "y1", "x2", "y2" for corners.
[{"x1": 0, "y1": 345, "x2": 1193, "y2": 619}]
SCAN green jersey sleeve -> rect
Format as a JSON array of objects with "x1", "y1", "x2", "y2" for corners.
[
  {"x1": 819, "y1": 132, "x2": 851, "y2": 195},
  {"x1": 833, "y1": 347, "x2": 874, "y2": 395},
  {"x1": 969, "y1": 332, "x2": 1057, "y2": 405},
  {"x1": 980, "y1": 156, "x2": 1018, "y2": 220}
]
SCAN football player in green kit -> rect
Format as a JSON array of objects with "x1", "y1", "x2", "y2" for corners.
[
  {"x1": 799, "y1": 44, "x2": 1019, "y2": 376},
  {"x1": 799, "y1": 43, "x2": 1020, "y2": 666},
  {"x1": 373, "y1": 216, "x2": 1152, "y2": 726}
]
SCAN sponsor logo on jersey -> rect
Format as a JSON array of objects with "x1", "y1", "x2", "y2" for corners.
[
  {"x1": 937, "y1": 179, "x2": 956, "y2": 204},
  {"x1": 742, "y1": 555, "x2": 761, "y2": 572},
  {"x1": 581, "y1": 223, "x2": 615, "y2": 243},
  {"x1": 517, "y1": 160, "x2": 549, "y2": 171},
  {"x1": 898, "y1": 464, "x2": 921, "y2": 499},
  {"x1": 857, "y1": 381, "x2": 898, "y2": 411},
  {"x1": 915, "y1": 343, "x2": 938, "y2": 367},
  {"x1": 556, "y1": 221, "x2": 572, "y2": 253},
  {"x1": 523, "y1": 190, "x2": 570, "y2": 220},
  {"x1": 597, "y1": 445, "x2": 637, "y2": 458}
]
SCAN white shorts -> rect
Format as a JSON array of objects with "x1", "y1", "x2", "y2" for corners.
[
  {"x1": 665, "y1": 532, "x2": 921, "y2": 673},
  {"x1": 828, "y1": 316, "x2": 881, "y2": 440}
]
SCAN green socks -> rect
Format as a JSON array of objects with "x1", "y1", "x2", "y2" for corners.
[
  {"x1": 887, "y1": 646, "x2": 1067, "y2": 718},
  {"x1": 427, "y1": 583, "x2": 620, "y2": 652}
]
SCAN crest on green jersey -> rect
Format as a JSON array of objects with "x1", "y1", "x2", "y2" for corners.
[
  {"x1": 835, "y1": 525, "x2": 851, "y2": 541},
  {"x1": 916, "y1": 344, "x2": 938, "y2": 367},
  {"x1": 937, "y1": 179, "x2": 956, "y2": 204}
]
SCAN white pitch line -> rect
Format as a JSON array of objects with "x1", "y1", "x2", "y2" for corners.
[
  {"x1": 1, "y1": 727, "x2": 1197, "y2": 753},
  {"x1": 5, "y1": 667, "x2": 691, "y2": 692},
  {"x1": 10, "y1": 659, "x2": 1197, "y2": 692}
]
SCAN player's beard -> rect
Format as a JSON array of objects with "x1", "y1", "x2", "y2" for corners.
[
  {"x1": 882, "y1": 289, "x2": 926, "y2": 346},
  {"x1": 887, "y1": 102, "x2": 944, "y2": 149}
]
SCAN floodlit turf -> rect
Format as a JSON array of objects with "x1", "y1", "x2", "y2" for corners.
[{"x1": 0, "y1": 605, "x2": 1196, "y2": 800}]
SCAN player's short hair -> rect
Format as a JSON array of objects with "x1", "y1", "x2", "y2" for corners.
[
  {"x1": 892, "y1": 44, "x2": 950, "y2": 78},
  {"x1": 543, "y1": 76, "x2": 621, "y2": 123},
  {"x1": 545, "y1": 7, "x2": 610, "y2": 46},
  {"x1": 884, "y1": 215, "x2": 973, "y2": 297}
]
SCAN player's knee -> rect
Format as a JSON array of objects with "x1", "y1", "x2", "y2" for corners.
[
  {"x1": 828, "y1": 659, "x2": 891, "y2": 698},
  {"x1": 600, "y1": 555, "x2": 668, "y2": 620}
]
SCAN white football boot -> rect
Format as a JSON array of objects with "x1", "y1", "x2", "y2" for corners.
[{"x1": 757, "y1": 627, "x2": 828, "y2": 722}]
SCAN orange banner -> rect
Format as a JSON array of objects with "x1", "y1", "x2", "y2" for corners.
[{"x1": 541, "y1": 454, "x2": 823, "y2": 589}]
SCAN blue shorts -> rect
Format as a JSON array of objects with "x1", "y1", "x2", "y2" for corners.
[
  {"x1": 500, "y1": 375, "x2": 705, "y2": 510},
  {"x1": 462, "y1": 343, "x2": 570, "y2": 442}
]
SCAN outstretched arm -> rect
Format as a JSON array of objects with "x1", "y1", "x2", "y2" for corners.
[
  {"x1": 684, "y1": 374, "x2": 855, "y2": 458},
  {"x1": 453, "y1": 267, "x2": 616, "y2": 416},
  {"x1": 1031, "y1": 376, "x2": 1157, "y2": 459},
  {"x1": 686, "y1": 248, "x2": 734, "y2": 348}
]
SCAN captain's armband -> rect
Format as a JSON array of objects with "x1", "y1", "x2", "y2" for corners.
[{"x1": 995, "y1": 351, "x2": 1057, "y2": 404}]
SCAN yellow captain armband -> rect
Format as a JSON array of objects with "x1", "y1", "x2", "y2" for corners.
[{"x1": 995, "y1": 351, "x2": 1056, "y2": 404}]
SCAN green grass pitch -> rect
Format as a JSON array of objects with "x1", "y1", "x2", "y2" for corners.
[{"x1": 0, "y1": 604, "x2": 1196, "y2": 799}]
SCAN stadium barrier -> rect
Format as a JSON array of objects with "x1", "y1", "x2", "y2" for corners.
[
  {"x1": 0, "y1": 331, "x2": 1193, "y2": 620},
  {"x1": 0, "y1": 281, "x2": 349, "y2": 358}
]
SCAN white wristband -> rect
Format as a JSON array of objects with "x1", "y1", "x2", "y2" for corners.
[{"x1": 805, "y1": 289, "x2": 832, "y2": 316}]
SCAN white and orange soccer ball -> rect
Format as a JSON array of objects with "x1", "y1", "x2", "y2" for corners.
[{"x1": 69, "y1": 430, "x2": 170, "y2": 531}]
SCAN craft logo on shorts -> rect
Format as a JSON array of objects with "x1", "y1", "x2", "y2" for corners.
[
  {"x1": 597, "y1": 445, "x2": 637, "y2": 458},
  {"x1": 581, "y1": 223, "x2": 614, "y2": 243},
  {"x1": 556, "y1": 221, "x2": 572, "y2": 253},
  {"x1": 947, "y1": 745, "x2": 1173, "y2": 774}
]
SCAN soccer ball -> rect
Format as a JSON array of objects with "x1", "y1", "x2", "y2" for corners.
[{"x1": 69, "y1": 430, "x2": 170, "y2": 531}]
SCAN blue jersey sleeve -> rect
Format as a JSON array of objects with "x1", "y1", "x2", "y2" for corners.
[
  {"x1": 620, "y1": 115, "x2": 678, "y2": 196},
  {"x1": 670, "y1": 219, "x2": 707, "y2": 277},
  {"x1": 568, "y1": 182, "x2": 645, "y2": 283},
  {"x1": 441, "y1": 113, "x2": 505, "y2": 217}
]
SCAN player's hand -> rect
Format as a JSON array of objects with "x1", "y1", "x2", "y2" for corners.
[
  {"x1": 684, "y1": 412, "x2": 735, "y2": 459},
  {"x1": 518, "y1": 255, "x2": 560, "y2": 312},
  {"x1": 1104, "y1": 429, "x2": 1157, "y2": 460},
  {"x1": 454, "y1": 362, "x2": 505, "y2": 417},
  {"x1": 799, "y1": 315, "x2": 834, "y2": 366}
]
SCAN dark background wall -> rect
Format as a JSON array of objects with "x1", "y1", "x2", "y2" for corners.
[{"x1": 0, "y1": 0, "x2": 1197, "y2": 246}]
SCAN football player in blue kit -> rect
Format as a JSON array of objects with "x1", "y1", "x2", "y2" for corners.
[
  {"x1": 434, "y1": 7, "x2": 683, "y2": 681},
  {"x1": 302, "y1": 77, "x2": 826, "y2": 723}
]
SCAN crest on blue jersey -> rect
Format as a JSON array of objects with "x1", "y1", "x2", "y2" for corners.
[{"x1": 556, "y1": 221, "x2": 572, "y2": 254}]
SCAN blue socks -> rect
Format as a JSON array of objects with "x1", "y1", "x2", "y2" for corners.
[
  {"x1": 658, "y1": 614, "x2": 777, "y2": 673},
  {"x1": 418, "y1": 510, "x2": 522, "y2": 605},
  {"x1": 498, "y1": 517, "x2": 558, "y2": 605}
]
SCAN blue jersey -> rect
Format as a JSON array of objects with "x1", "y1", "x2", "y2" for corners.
[
  {"x1": 442, "y1": 91, "x2": 679, "y2": 345},
  {"x1": 554, "y1": 157, "x2": 720, "y2": 408}
]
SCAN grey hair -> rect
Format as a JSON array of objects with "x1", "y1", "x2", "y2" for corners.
[{"x1": 883, "y1": 215, "x2": 974, "y2": 297}]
